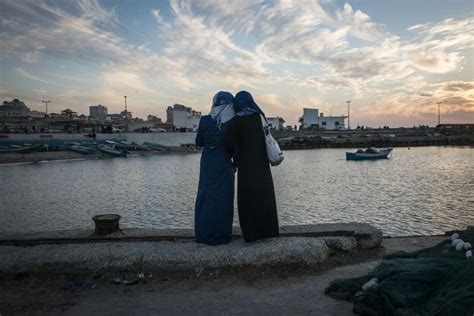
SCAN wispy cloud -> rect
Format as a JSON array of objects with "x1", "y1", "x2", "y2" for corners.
[{"x1": 0, "y1": 0, "x2": 472, "y2": 125}]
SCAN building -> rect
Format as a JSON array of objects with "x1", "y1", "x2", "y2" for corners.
[
  {"x1": 89, "y1": 104, "x2": 108, "y2": 119},
  {"x1": 267, "y1": 117, "x2": 285, "y2": 130},
  {"x1": 30, "y1": 110, "x2": 46, "y2": 118},
  {"x1": 120, "y1": 110, "x2": 132, "y2": 121},
  {"x1": 107, "y1": 110, "x2": 132, "y2": 122},
  {"x1": 166, "y1": 104, "x2": 201, "y2": 131},
  {"x1": 300, "y1": 108, "x2": 346, "y2": 130},
  {"x1": 166, "y1": 103, "x2": 187, "y2": 123},
  {"x1": 147, "y1": 115, "x2": 162, "y2": 122},
  {"x1": 61, "y1": 109, "x2": 78, "y2": 118},
  {"x1": 0, "y1": 99, "x2": 31, "y2": 117}
]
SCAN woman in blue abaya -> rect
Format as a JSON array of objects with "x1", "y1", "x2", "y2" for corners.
[{"x1": 195, "y1": 91, "x2": 236, "y2": 245}]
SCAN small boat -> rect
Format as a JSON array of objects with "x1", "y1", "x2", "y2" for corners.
[
  {"x1": 105, "y1": 140, "x2": 136, "y2": 150},
  {"x1": 180, "y1": 143, "x2": 200, "y2": 150},
  {"x1": 142, "y1": 142, "x2": 171, "y2": 151},
  {"x1": 0, "y1": 143, "x2": 43, "y2": 153},
  {"x1": 98, "y1": 144, "x2": 127, "y2": 157},
  {"x1": 346, "y1": 147, "x2": 393, "y2": 161},
  {"x1": 69, "y1": 145, "x2": 96, "y2": 155},
  {"x1": 126, "y1": 142, "x2": 152, "y2": 151},
  {"x1": 70, "y1": 146, "x2": 96, "y2": 155}
]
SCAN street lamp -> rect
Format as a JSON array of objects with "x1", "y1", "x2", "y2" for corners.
[
  {"x1": 124, "y1": 96, "x2": 128, "y2": 133},
  {"x1": 41, "y1": 100, "x2": 51, "y2": 115},
  {"x1": 436, "y1": 101, "x2": 442, "y2": 126},
  {"x1": 346, "y1": 100, "x2": 351, "y2": 129}
]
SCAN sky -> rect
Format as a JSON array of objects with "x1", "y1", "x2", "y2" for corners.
[{"x1": 0, "y1": 0, "x2": 473, "y2": 127}]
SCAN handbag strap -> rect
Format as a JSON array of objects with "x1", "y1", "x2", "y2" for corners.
[{"x1": 260, "y1": 114, "x2": 270, "y2": 135}]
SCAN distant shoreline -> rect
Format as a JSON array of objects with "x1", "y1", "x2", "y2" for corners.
[{"x1": 0, "y1": 144, "x2": 472, "y2": 165}]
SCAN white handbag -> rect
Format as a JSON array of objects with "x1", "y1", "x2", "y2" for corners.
[{"x1": 260, "y1": 114, "x2": 284, "y2": 166}]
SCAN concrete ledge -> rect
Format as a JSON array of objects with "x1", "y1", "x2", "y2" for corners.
[
  {"x1": 0, "y1": 237, "x2": 330, "y2": 274},
  {"x1": 0, "y1": 223, "x2": 382, "y2": 250},
  {"x1": 0, "y1": 224, "x2": 383, "y2": 275}
]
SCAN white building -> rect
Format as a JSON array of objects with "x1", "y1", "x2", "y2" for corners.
[
  {"x1": 30, "y1": 110, "x2": 46, "y2": 118},
  {"x1": 167, "y1": 104, "x2": 201, "y2": 131},
  {"x1": 301, "y1": 108, "x2": 346, "y2": 130},
  {"x1": 0, "y1": 99, "x2": 31, "y2": 117},
  {"x1": 89, "y1": 104, "x2": 108, "y2": 119},
  {"x1": 267, "y1": 117, "x2": 285, "y2": 130}
]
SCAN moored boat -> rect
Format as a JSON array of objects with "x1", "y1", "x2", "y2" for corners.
[
  {"x1": 0, "y1": 143, "x2": 43, "y2": 153},
  {"x1": 346, "y1": 147, "x2": 393, "y2": 161},
  {"x1": 142, "y1": 142, "x2": 171, "y2": 151},
  {"x1": 98, "y1": 144, "x2": 127, "y2": 157},
  {"x1": 69, "y1": 145, "x2": 96, "y2": 155}
]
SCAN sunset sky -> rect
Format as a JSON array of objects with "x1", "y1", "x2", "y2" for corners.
[{"x1": 1, "y1": 0, "x2": 473, "y2": 127}]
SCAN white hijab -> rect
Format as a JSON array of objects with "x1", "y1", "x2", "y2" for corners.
[{"x1": 209, "y1": 92, "x2": 235, "y2": 130}]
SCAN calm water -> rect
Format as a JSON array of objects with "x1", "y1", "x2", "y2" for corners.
[{"x1": 1, "y1": 146, "x2": 473, "y2": 236}]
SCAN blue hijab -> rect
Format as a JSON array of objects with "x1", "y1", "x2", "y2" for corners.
[
  {"x1": 233, "y1": 91, "x2": 265, "y2": 118},
  {"x1": 212, "y1": 91, "x2": 234, "y2": 108}
]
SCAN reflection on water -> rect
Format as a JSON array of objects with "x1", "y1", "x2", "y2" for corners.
[{"x1": 1, "y1": 146, "x2": 473, "y2": 236}]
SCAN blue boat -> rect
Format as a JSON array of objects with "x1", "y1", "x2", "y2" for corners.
[
  {"x1": 142, "y1": 142, "x2": 171, "y2": 151},
  {"x1": 98, "y1": 144, "x2": 127, "y2": 157},
  {"x1": 346, "y1": 147, "x2": 393, "y2": 161},
  {"x1": 0, "y1": 143, "x2": 43, "y2": 153},
  {"x1": 69, "y1": 145, "x2": 96, "y2": 155}
]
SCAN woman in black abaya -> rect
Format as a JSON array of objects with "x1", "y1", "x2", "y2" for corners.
[{"x1": 224, "y1": 91, "x2": 279, "y2": 242}]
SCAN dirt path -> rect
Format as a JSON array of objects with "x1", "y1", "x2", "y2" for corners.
[{"x1": 0, "y1": 236, "x2": 445, "y2": 315}]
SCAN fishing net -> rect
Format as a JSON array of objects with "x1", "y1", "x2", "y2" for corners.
[{"x1": 325, "y1": 228, "x2": 474, "y2": 316}]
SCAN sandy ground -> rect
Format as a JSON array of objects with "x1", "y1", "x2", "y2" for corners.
[{"x1": 0, "y1": 236, "x2": 445, "y2": 315}]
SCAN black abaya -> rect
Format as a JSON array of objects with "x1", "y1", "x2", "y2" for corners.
[{"x1": 224, "y1": 113, "x2": 279, "y2": 242}]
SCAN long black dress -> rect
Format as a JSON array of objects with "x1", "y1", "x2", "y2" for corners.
[{"x1": 224, "y1": 113, "x2": 279, "y2": 242}]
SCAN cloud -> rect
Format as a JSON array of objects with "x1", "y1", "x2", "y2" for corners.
[
  {"x1": 16, "y1": 67, "x2": 49, "y2": 83},
  {"x1": 404, "y1": 17, "x2": 474, "y2": 73},
  {"x1": 16, "y1": 67, "x2": 72, "y2": 88},
  {"x1": 443, "y1": 81, "x2": 474, "y2": 92},
  {"x1": 0, "y1": 0, "x2": 472, "y2": 125}
]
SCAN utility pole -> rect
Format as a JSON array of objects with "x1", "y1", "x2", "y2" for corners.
[
  {"x1": 346, "y1": 100, "x2": 351, "y2": 129},
  {"x1": 124, "y1": 96, "x2": 128, "y2": 134},
  {"x1": 436, "y1": 101, "x2": 442, "y2": 126},
  {"x1": 41, "y1": 100, "x2": 51, "y2": 115}
]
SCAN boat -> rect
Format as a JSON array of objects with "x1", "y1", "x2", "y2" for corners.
[
  {"x1": 0, "y1": 143, "x2": 43, "y2": 153},
  {"x1": 98, "y1": 144, "x2": 127, "y2": 157},
  {"x1": 104, "y1": 140, "x2": 137, "y2": 150},
  {"x1": 124, "y1": 141, "x2": 152, "y2": 151},
  {"x1": 346, "y1": 147, "x2": 393, "y2": 161},
  {"x1": 142, "y1": 142, "x2": 171, "y2": 151},
  {"x1": 180, "y1": 143, "x2": 201, "y2": 150},
  {"x1": 69, "y1": 145, "x2": 96, "y2": 155}
]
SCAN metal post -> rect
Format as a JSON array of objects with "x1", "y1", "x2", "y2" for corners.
[
  {"x1": 346, "y1": 100, "x2": 351, "y2": 129},
  {"x1": 41, "y1": 100, "x2": 51, "y2": 115},
  {"x1": 124, "y1": 96, "x2": 128, "y2": 135},
  {"x1": 436, "y1": 102, "x2": 442, "y2": 126}
]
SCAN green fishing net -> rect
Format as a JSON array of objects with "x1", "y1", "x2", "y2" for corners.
[{"x1": 325, "y1": 228, "x2": 474, "y2": 316}]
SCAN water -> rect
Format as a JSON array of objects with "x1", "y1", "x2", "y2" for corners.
[{"x1": 1, "y1": 146, "x2": 473, "y2": 236}]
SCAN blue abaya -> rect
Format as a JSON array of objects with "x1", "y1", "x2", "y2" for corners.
[{"x1": 195, "y1": 116, "x2": 234, "y2": 245}]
